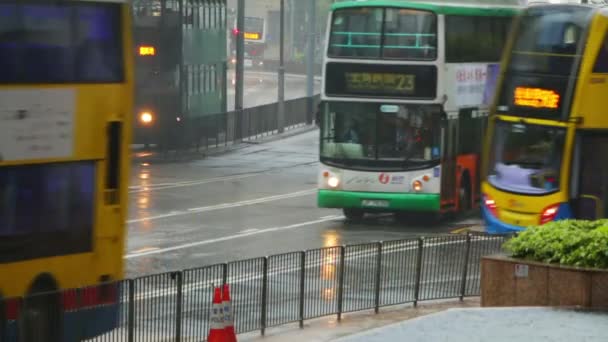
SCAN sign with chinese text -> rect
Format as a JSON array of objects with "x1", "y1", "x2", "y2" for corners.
[
  {"x1": 138, "y1": 45, "x2": 156, "y2": 56},
  {"x1": 345, "y1": 72, "x2": 415, "y2": 95},
  {"x1": 244, "y1": 32, "x2": 261, "y2": 40},
  {"x1": 514, "y1": 87, "x2": 560, "y2": 109}
]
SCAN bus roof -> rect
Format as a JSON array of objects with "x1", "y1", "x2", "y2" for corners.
[{"x1": 331, "y1": 1, "x2": 521, "y2": 17}]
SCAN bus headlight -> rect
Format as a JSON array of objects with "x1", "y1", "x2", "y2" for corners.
[
  {"x1": 327, "y1": 176, "x2": 340, "y2": 188},
  {"x1": 412, "y1": 180, "x2": 423, "y2": 192},
  {"x1": 322, "y1": 170, "x2": 341, "y2": 189},
  {"x1": 139, "y1": 111, "x2": 154, "y2": 125}
]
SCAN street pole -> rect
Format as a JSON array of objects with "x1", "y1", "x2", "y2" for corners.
[
  {"x1": 235, "y1": 0, "x2": 245, "y2": 141},
  {"x1": 305, "y1": 0, "x2": 316, "y2": 125},
  {"x1": 289, "y1": 0, "x2": 296, "y2": 59},
  {"x1": 278, "y1": 0, "x2": 285, "y2": 133}
]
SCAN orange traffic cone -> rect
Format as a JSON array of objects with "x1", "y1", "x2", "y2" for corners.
[
  {"x1": 222, "y1": 284, "x2": 237, "y2": 342},
  {"x1": 208, "y1": 287, "x2": 226, "y2": 342}
]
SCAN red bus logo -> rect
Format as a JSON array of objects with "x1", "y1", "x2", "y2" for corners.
[{"x1": 379, "y1": 173, "x2": 390, "y2": 184}]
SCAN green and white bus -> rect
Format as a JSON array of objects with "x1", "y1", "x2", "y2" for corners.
[{"x1": 318, "y1": 1, "x2": 521, "y2": 221}]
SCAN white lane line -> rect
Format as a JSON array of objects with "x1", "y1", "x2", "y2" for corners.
[
  {"x1": 127, "y1": 188, "x2": 317, "y2": 224},
  {"x1": 128, "y1": 174, "x2": 260, "y2": 193},
  {"x1": 125, "y1": 215, "x2": 344, "y2": 259},
  {"x1": 131, "y1": 236, "x2": 499, "y2": 300},
  {"x1": 239, "y1": 228, "x2": 259, "y2": 234}
]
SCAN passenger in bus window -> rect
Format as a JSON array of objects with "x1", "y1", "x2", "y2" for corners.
[{"x1": 342, "y1": 118, "x2": 360, "y2": 144}]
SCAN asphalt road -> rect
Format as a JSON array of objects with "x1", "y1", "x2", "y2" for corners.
[{"x1": 126, "y1": 130, "x2": 486, "y2": 278}]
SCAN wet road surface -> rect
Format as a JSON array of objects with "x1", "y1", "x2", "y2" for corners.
[{"x1": 126, "y1": 130, "x2": 485, "y2": 278}]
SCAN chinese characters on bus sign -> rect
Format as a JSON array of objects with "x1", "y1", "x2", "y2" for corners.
[
  {"x1": 345, "y1": 72, "x2": 415, "y2": 94},
  {"x1": 514, "y1": 87, "x2": 560, "y2": 109},
  {"x1": 0, "y1": 89, "x2": 74, "y2": 162},
  {"x1": 138, "y1": 45, "x2": 156, "y2": 56},
  {"x1": 244, "y1": 32, "x2": 261, "y2": 40}
]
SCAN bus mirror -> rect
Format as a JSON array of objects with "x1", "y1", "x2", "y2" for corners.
[{"x1": 572, "y1": 195, "x2": 602, "y2": 220}]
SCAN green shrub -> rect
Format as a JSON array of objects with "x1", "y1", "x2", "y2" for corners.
[{"x1": 503, "y1": 219, "x2": 608, "y2": 269}]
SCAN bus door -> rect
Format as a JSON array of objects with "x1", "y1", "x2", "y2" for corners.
[
  {"x1": 441, "y1": 114, "x2": 458, "y2": 209},
  {"x1": 573, "y1": 132, "x2": 608, "y2": 219}
]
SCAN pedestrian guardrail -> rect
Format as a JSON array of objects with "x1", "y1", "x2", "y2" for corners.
[{"x1": 1, "y1": 233, "x2": 510, "y2": 341}]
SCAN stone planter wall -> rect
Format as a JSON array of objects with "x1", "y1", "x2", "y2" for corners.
[{"x1": 481, "y1": 255, "x2": 608, "y2": 307}]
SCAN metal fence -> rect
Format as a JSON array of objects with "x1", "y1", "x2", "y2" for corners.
[
  {"x1": 1, "y1": 233, "x2": 509, "y2": 342},
  {"x1": 164, "y1": 94, "x2": 319, "y2": 152}
]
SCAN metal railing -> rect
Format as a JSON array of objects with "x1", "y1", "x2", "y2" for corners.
[
  {"x1": 1, "y1": 233, "x2": 509, "y2": 341},
  {"x1": 160, "y1": 94, "x2": 320, "y2": 152}
]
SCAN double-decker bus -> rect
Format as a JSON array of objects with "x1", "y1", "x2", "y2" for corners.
[
  {"x1": 0, "y1": 0, "x2": 133, "y2": 340},
  {"x1": 317, "y1": 1, "x2": 520, "y2": 221},
  {"x1": 134, "y1": 0, "x2": 227, "y2": 149},
  {"x1": 230, "y1": 16, "x2": 266, "y2": 67},
  {"x1": 481, "y1": 2, "x2": 608, "y2": 233}
]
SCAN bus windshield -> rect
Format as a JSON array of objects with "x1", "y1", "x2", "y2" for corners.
[
  {"x1": 320, "y1": 103, "x2": 442, "y2": 170},
  {"x1": 496, "y1": 5, "x2": 592, "y2": 119},
  {"x1": 245, "y1": 17, "x2": 264, "y2": 34},
  {"x1": 328, "y1": 7, "x2": 437, "y2": 60},
  {"x1": 0, "y1": 1, "x2": 123, "y2": 84},
  {"x1": 487, "y1": 120, "x2": 566, "y2": 195}
]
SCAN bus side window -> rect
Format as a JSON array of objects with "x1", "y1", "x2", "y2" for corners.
[{"x1": 592, "y1": 31, "x2": 608, "y2": 73}]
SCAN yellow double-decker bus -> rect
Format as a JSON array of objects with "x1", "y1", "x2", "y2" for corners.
[
  {"x1": 481, "y1": 2, "x2": 608, "y2": 233},
  {"x1": 0, "y1": 0, "x2": 133, "y2": 340}
]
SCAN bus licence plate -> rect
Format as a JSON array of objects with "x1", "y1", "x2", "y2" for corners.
[{"x1": 362, "y1": 200, "x2": 389, "y2": 208}]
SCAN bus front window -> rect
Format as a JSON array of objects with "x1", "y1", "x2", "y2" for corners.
[
  {"x1": 320, "y1": 103, "x2": 442, "y2": 170},
  {"x1": 487, "y1": 121, "x2": 566, "y2": 194}
]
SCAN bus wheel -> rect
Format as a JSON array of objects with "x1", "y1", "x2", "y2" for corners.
[
  {"x1": 19, "y1": 293, "x2": 61, "y2": 342},
  {"x1": 343, "y1": 208, "x2": 364, "y2": 221}
]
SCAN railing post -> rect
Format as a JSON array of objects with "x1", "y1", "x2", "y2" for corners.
[
  {"x1": 374, "y1": 242, "x2": 383, "y2": 314},
  {"x1": 337, "y1": 246, "x2": 346, "y2": 322},
  {"x1": 413, "y1": 238, "x2": 424, "y2": 307},
  {"x1": 128, "y1": 280, "x2": 135, "y2": 342},
  {"x1": 0, "y1": 297, "x2": 5, "y2": 342},
  {"x1": 261, "y1": 257, "x2": 269, "y2": 336},
  {"x1": 222, "y1": 263, "x2": 228, "y2": 286},
  {"x1": 75, "y1": 288, "x2": 84, "y2": 341},
  {"x1": 175, "y1": 272, "x2": 183, "y2": 342},
  {"x1": 460, "y1": 233, "x2": 472, "y2": 301},
  {"x1": 299, "y1": 251, "x2": 306, "y2": 329}
]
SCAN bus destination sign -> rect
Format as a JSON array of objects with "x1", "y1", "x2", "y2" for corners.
[
  {"x1": 324, "y1": 63, "x2": 437, "y2": 99},
  {"x1": 345, "y1": 72, "x2": 415, "y2": 95},
  {"x1": 244, "y1": 32, "x2": 261, "y2": 40},
  {"x1": 514, "y1": 86, "x2": 560, "y2": 109}
]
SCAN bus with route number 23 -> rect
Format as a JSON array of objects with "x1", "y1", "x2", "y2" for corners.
[
  {"x1": 317, "y1": 0, "x2": 520, "y2": 221},
  {"x1": 0, "y1": 0, "x2": 133, "y2": 340},
  {"x1": 481, "y1": 2, "x2": 608, "y2": 233}
]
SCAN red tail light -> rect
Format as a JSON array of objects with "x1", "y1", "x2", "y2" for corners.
[
  {"x1": 484, "y1": 194, "x2": 498, "y2": 217},
  {"x1": 540, "y1": 204, "x2": 559, "y2": 225}
]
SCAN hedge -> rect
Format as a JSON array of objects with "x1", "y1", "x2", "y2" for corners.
[{"x1": 503, "y1": 219, "x2": 608, "y2": 269}]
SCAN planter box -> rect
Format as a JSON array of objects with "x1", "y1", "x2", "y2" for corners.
[{"x1": 481, "y1": 255, "x2": 608, "y2": 307}]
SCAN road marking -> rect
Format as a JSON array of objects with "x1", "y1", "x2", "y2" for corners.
[
  {"x1": 125, "y1": 215, "x2": 344, "y2": 259},
  {"x1": 130, "y1": 236, "x2": 501, "y2": 300},
  {"x1": 127, "y1": 188, "x2": 317, "y2": 223},
  {"x1": 239, "y1": 228, "x2": 259, "y2": 234},
  {"x1": 129, "y1": 173, "x2": 260, "y2": 193}
]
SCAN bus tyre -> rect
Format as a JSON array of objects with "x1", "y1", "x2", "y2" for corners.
[
  {"x1": 343, "y1": 208, "x2": 364, "y2": 221},
  {"x1": 19, "y1": 293, "x2": 61, "y2": 342}
]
